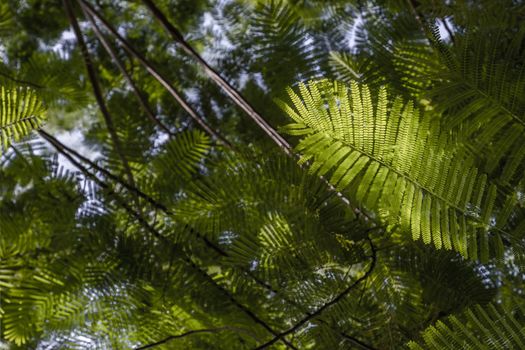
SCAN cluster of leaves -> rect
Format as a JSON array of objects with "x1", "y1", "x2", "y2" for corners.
[{"x1": 1, "y1": 0, "x2": 525, "y2": 349}]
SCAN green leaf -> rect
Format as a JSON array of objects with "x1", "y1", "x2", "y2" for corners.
[
  {"x1": 0, "y1": 86, "x2": 46, "y2": 153},
  {"x1": 280, "y1": 80, "x2": 512, "y2": 260}
]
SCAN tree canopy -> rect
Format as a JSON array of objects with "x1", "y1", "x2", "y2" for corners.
[{"x1": 1, "y1": 0, "x2": 525, "y2": 349}]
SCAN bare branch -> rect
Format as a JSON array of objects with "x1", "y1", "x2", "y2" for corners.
[
  {"x1": 77, "y1": 0, "x2": 234, "y2": 150},
  {"x1": 81, "y1": 7, "x2": 175, "y2": 137},
  {"x1": 139, "y1": 0, "x2": 291, "y2": 154},
  {"x1": 63, "y1": 0, "x2": 138, "y2": 201}
]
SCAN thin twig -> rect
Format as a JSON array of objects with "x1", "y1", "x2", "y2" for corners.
[
  {"x1": 81, "y1": 8, "x2": 175, "y2": 137},
  {"x1": 40, "y1": 128, "x2": 154, "y2": 238},
  {"x1": 77, "y1": 0, "x2": 234, "y2": 150},
  {"x1": 38, "y1": 129, "x2": 166, "y2": 211},
  {"x1": 0, "y1": 71, "x2": 44, "y2": 89},
  {"x1": 139, "y1": 0, "x2": 290, "y2": 153},
  {"x1": 254, "y1": 237, "x2": 378, "y2": 350},
  {"x1": 441, "y1": 17, "x2": 455, "y2": 44},
  {"x1": 84, "y1": 0, "x2": 377, "y2": 229},
  {"x1": 63, "y1": 0, "x2": 138, "y2": 202}
]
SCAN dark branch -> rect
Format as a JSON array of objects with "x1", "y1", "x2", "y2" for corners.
[
  {"x1": 254, "y1": 237, "x2": 378, "y2": 350},
  {"x1": 406, "y1": 0, "x2": 426, "y2": 35},
  {"x1": 39, "y1": 128, "x2": 153, "y2": 238},
  {"x1": 39, "y1": 129, "x2": 236, "y2": 259},
  {"x1": 40, "y1": 128, "x2": 295, "y2": 350},
  {"x1": 63, "y1": 0, "x2": 138, "y2": 201},
  {"x1": 137, "y1": 0, "x2": 378, "y2": 225},
  {"x1": 38, "y1": 129, "x2": 167, "y2": 212},
  {"x1": 0, "y1": 71, "x2": 44, "y2": 89},
  {"x1": 134, "y1": 329, "x2": 215, "y2": 349},
  {"x1": 80, "y1": 0, "x2": 380, "y2": 231},
  {"x1": 139, "y1": 0, "x2": 290, "y2": 153},
  {"x1": 441, "y1": 17, "x2": 455, "y2": 44},
  {"x1": 81, "y1": 8, "x2": 175, "y2": 137},
  {"x1": 186, "y1": 261, "x2": 298, "y2": 350},
  {"x1": 77, "y1": 0, "x2": 234, "y2": 150}
]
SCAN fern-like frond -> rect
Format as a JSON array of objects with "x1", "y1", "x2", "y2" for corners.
[
  {"x1": 428, "y1": 27, "x2": 525, "y2": 184},
  {"x1": 329, "y1": 51, "x2": 363, "y2": 83},
  {"x1": 250, "y1": 0, "x2": 321, "y2": 91},
  {"x1": 0, "y1": 86, "x2": 46, "y2": 153},
  {"x1": 155, "y1": 129, "x2": 211, "y2": 179},
  {"x1": 279, "y1": 80, "x2": 510, "y2": 261},
  {"x1": 407, "y1": 300, "x2": 525, "y2": 349},
  {"x1": 150, "y1": 129, "x2": 211, "y2": 206},
  {"x1": 0, "y1": 3, "x2": 13, "y2": 35},
  {"x1": 391, "y1": 40, "x2": 443, "y2": 98}
]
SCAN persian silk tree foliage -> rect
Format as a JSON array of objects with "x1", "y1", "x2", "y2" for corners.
[
  {"x1": 278, "y1": 79, "x2": 510, "y2": 262},
  {"x1": 1, "y1": 0, "x2": 525, "y2": 349},
  {"x1": 0, "y1": 86, "x2": 45, "y2": 152}
]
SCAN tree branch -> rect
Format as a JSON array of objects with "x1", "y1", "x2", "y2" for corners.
[
  {"x1": 441, "y1": 17, "x2": 455, "y2": 44},
  {"x1": 43, "y1": 4, "x2": 382, "y2": 335},
  {"x1": 0, "y1": 71, "x2": 44, "y2": 89},
  {"x1": 254, "y1": 237, "x2": 378, "y2": 350},
  {"x1": 77, "y1": 0, "x2": 234, "y2": 150},
  {"x1": 38, "y1": 129, "x2": 167, "y2": 212},
  {"x1": 134, "y1": 0, "x2": 377, "y2": 225},
  {"x1": 139, "y1": 0, "x2": 290, "y2": 154},
  {"x1": 63, "y1": 0, "x2": 138, "y2": 203},
  {"x1": 406, "y1": 0, "x2": 427, "y2": 36},
  {"x1": 40, "y1": 128, "x2": 295, "y2": 350},
  {"x1": 39, "y1": 128, "x2": 154, "y2": 238},
  {"x1": 38, "y1": 128, "x2": 371, "y2": 348},
  {"x1": 81, "y1": 8, "x2": 175, "y2": 137}
]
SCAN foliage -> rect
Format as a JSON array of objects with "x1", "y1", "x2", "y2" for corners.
[
  {"x1": 0, "y1": 0, "x2": 524, "y2": 349},
  {"x1": 279, "y1": 79, "x2": 507, "y2": 261},
  {"x1": 408, "y1": 301, "x2": 525, "y2": 350},
  {"x1": 0, "y1": 86, "x2": 46, "y2": 153}
]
